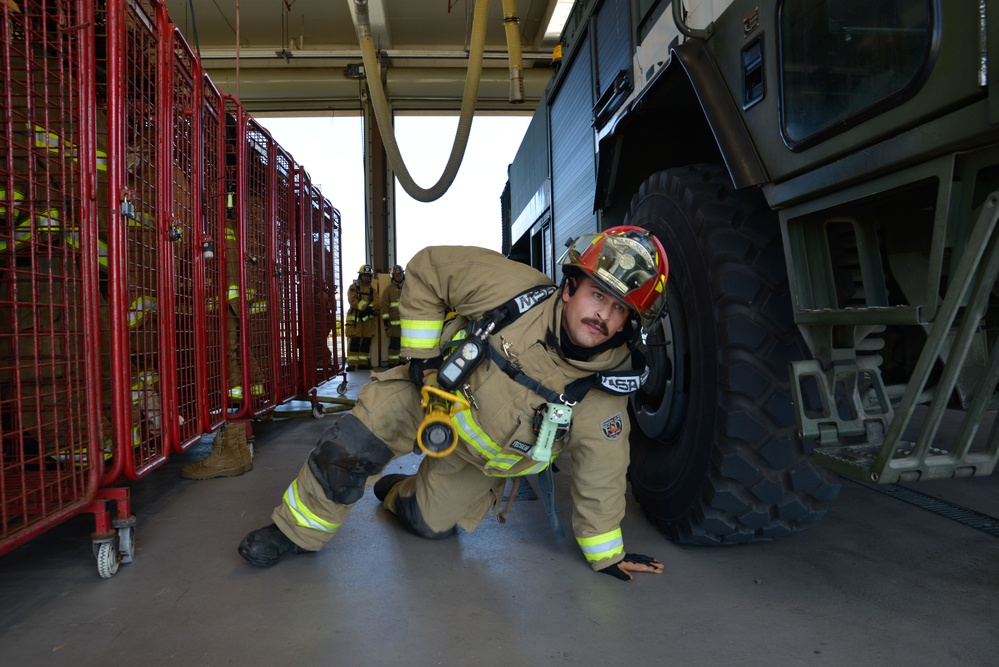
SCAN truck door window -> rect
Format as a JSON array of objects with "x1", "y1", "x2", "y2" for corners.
[{"x1": 779, "y1": 0, "x2": 932, "y2": 146}]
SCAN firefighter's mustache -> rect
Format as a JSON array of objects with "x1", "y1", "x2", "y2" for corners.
[{"x1": 581, "y1": 317, "x2": 608, "y2": 335}]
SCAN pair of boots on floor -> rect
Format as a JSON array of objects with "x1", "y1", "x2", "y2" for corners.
[{"x1": 180, "y1": 422, "x2": 253, "y2": 480}]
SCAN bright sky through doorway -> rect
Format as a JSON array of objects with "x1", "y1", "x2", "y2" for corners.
[{"x1": 258, "y1": 115, "x2": 531, "y2": 280}]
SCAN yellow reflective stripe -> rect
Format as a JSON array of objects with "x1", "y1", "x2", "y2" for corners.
[
  {"x1": 400, "y1": 318, "x2": 442, "y2": 350},
  {"x1": 389, "y1": 300, "x2": 399, "y2": 308},
  {"x1": 227, "y1": 285, "x2": 240, "y2": 301},
  {"x1": 577, "y1": 528, "x2": 625, "y2": 563},
  {"x1": 64, "y1": 231, "x2": 109, "y2": 269},
  {"x1": 127, "y1": 210, "x2": 156, "y2": 228},
  {"x1": 127, "y1": 295, "x2": 158, "y2": 327},
  {"x1": 32, "y1": 124, "x2": 69, "y2": 153},
  {"x1": 131, "y1": 371, "x2": 160, "y2": 402},
  {"x1": 229, "y1": 386, "x2": 244, "y2": 399},
  {"x1": 250, "y1": 383, "x2": 265, "y2": 396},
  {"x1": 283, "y1": 479, "x2": 341, "y2": 534},
  {"x1": 0, "y1": 229, "x2": 32, "y2": 251},
  {"x1": 32, "y1": 209, "x2": 60, "y2": 230},
  {"x1": 357, "y1": 299, "x2": 369, "y2": 309},
  {"x1": 389, "y1": 319, "x2": 400, "y2": 326},
  {"x1": 0, "y1": 187, "x2": 25, "y2": 216},
  {"x1": 451, "y1": 408, "x2": 547, "y2": 478},
  {"x1": 225, "y1": 226, "x2": 237, "y2": 241},
  {"x1": 381, "y1": 312, "x2": 389, "y2": 320}
]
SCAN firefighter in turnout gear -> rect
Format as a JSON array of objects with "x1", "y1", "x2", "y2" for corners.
[
  {"x1": 345, "y1": 264, "x2": 379, "y2": 370},
  {"x1": 379, "y1": 264, "x2": 405, "y2": 367},
  {"x1": 239, "y1": 227, "x2": 669, "y2": 581}
]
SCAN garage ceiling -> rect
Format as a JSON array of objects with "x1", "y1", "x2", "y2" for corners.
[{"x1": 163, "y1": 0, "x2": 566, "y2": 113}]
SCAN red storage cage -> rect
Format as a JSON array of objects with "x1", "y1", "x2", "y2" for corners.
[
  {"x1": 198, "y1": 74, "x2": 227, "y2": 434},
  {"x1": 1, "y1": 0, "x2": 132, "y2": 574},
  {"x1": 242, "y1": 118, "x2": 276, "y2": 417},
  {"x1": 222, "y1": 98, "x2": 275, "y2": 419},
  {"x1": 296, "y1": 169, "x2": 334, "y2": 395},
  {"x1": 98, "y1": 0, "x2": 174, "y2": 480},
  {"x1": 322, "y1": 196, "x2": 345, "y2": 380},
  {"x1": 165, "y1": 25, "x2": 203, "y2": 452},
  {"x1": 294, "y1": 167, "x2": 316, "y2": 392},
  {"x1": 273, "y1": 146, "x2": 299, "y2": 404}
]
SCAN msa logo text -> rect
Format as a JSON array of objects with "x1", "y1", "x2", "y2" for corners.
[
  {"x1": 600, "y1": 375, "x2": 642, "y2": 394},
  {"x1": 515, "y1": 286, "x2": 555, "y2": 313}
]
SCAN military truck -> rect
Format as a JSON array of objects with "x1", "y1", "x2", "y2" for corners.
[{"x1": 504, "y1": 0, "x2": 999, "y2": 544}]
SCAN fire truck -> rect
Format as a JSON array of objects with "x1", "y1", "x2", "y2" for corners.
[{"x1": 504, "y1": 0, "x2": 999, "y2": 544}]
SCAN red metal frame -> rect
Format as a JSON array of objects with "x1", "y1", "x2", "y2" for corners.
[
  {"x1": 107, "y1": 0, "x2": 172, "y2": 480},
  {"x1": 165, "y1": 26, "x2": 204, "y2": 452},
  {"x1": 273, "y1": 145, "x2": 299, "y2": 403},
  {"x1": 323, "y1": 197, "x2": 346, "y2": 381},
  {"x1": 243, "y1": 118, "x2": 277, "y2": 418},
  {"x1": 332, "y1": 205, "x2": 346, "y2": 374},
  {"x1": 2, "y1": 0, "x2": 346, "y2": 564},
  {"x1": 198, "y1": 74, "x2": 227, "y2": 434},
  {"x1": 0, "y1": 0, "x2": 103, "y2": 556}
]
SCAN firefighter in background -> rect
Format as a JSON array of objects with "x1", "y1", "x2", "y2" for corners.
[
  {"x1": 345, "y1": 264, "x2": 379, "y2": 370},
  {"x1": 379, "y1": 264, "x2": 405, "y2": 367},
  {"x1": 238, "y1": 227, "x2": 669, "y2": 582}
]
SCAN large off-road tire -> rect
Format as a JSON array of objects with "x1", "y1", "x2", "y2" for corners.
[{"x1": 626, "y1": 164, "x2": 841, "y2": 545}]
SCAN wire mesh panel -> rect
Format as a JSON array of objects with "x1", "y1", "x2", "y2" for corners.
[
  {"x1": 104, "y1": 0, "x2": 171, "y2": 479},
  {"x1": 273, "y1": 146, "x2": 298, "y2": 403},
  {"x1": 166, "y1": 26, "x2": 200, "y2": 451},
  {"x1": 199, "y1": 74, "x2": 226, "y2": 433},
  {"x1": 0, "y1": 0, "x2": 102, "y2": 555},
  {"x1": 311, "y1": 187, "x2": 338, "y2": 385},
  {"x1": 297, "y1": 172, "x2": 341, "y2": 393},
  {"x1": 243, "y1": 119, "x2": 276, "y2": 418},
  {"x1": 295, "y1": 167, "x2": 318, "y2": 393},
  {"x1": 323, "y1": 197, "x2": 345, "y2": 379}
]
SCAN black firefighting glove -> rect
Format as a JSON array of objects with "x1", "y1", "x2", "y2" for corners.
[
  {"x1": 598, "y1": 553, "x2": 664, "y2": 581},
  {"x1": 407, "y1": 356, "x2": 442, "y2": 387}
]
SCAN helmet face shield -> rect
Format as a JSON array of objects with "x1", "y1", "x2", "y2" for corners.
[{"x1": 558, "y1": 226, "x2": 668, "y2": 331}]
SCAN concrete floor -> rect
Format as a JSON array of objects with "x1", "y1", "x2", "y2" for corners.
[{"x1": 0, "y1": 370, "x2": 997, "y2": 666}]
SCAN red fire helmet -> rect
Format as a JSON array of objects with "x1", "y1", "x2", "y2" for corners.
[{"x1": 558, "y1": 225, "x2": 668, "y2": 331}]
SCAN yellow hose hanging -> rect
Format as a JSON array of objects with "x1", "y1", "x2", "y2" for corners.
[
  {"x1": 502, "y1": 0, "x2": 524, "y2": 103},
  {"x1": 351, "y1": 0, "x2": 521, "y2": 202}
]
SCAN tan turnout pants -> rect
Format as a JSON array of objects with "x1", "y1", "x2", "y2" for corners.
[{"x1": 272, "y1": 365, "x2": 506, "y2": 551}]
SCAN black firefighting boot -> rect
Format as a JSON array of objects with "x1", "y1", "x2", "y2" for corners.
[
  {"x1": 373, "y1": 474, "x2": 411, "y2": 502},
  {"x1": 238, "y1": 523, "x2": 308, "y2": 567}
]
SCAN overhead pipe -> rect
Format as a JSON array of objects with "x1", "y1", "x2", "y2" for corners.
[
  {"x1": 350, "y1": 0, "x2": 489, "y2": 202},
  {"x1": 502, "y1": 0, "x2": 524, "y2": 103}
]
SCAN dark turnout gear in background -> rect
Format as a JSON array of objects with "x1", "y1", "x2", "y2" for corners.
[
  {"x1": 345, "y1": 264, "x2": 378, "y2": 370},
  {"x1": 239, "y1": 240, "x2": 667, "y2": 579},
  {"x1": 379, "y1": 264, "x2": 405, "y2": 367}
]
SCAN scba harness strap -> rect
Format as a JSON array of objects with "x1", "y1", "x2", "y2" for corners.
[{"x1": 440, "y1": 284, "x2": 645, "y2": 543}]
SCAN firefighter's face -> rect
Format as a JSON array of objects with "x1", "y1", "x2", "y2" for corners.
[
  {"x1": 360, "y1": 273, "x2": 372, "y2": 282},
  {"x1": 561, "y1": 276, "x2": 629, "y2": 348}
]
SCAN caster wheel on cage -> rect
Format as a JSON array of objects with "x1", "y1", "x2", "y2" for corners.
[
  {"x1": 116, "y1": 519, "x2": 136, "y2": 564},
  {"x1": 336, "y1": 381, "x2": 348, "y2": 396},
  {"x1": 312, "y1": 403, "x2": 326, "y2": 419},
  {"x1": 96, "y1": 541, "x2": 120, "y2": 579}
]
